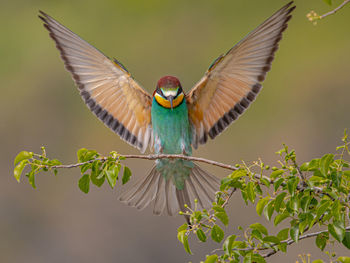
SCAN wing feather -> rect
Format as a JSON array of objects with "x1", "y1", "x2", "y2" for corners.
[
  {"x1": 39, "y1": 11, "x2": 153, "y2": 152},
  {"x1": 186, "y1": 2, "x2": 295, "y2": 148}
]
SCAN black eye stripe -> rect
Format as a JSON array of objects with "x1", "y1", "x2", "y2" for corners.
[
  {"x1": 156, "y1": 87, "x2": 165, "y2": 98},
  {"x1": 176, "y1": 87, "x2": 182, "y2": 97},
  {"x1": 156, "y1": 85, "x2": 183, "y2": 99}
]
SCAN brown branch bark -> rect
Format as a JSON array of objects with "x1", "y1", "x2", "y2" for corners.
[{"x1": 49, "y1": 154, "x2": 237, "y2": 171}]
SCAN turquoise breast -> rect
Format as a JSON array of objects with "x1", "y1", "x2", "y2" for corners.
[{"x1": 151, "y1": 97, "x2": 193, "y2": 189}]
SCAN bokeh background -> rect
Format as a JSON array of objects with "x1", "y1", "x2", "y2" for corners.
[{"x1": 1, "y1": 0, "x2": 350, "y2": 262}]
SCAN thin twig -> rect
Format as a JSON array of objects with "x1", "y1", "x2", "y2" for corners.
[
  {"x1": 320, "y1": 0, "x2": 350, "y2": 19},
  {"x1": 212, "y1": 225, "x2": 350, "y2": 256},
  {"x1": 45, "y1": 153, "x2": 348, "y2": 207},
  {"x1": 222, "y1": 188, "x2": 237, "y2": 208},
  {"x1": 291, "y1": 158, "x2": 307, "y2": 186},
  {"x1": 262, "y1": 226, "x2": 350, "y2": 258},
  {"x1": 48, "y1": 154, "x2": 237, "y2": 171}
]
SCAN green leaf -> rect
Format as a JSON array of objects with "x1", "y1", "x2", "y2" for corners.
[
  {"x1": 342, "y1": 232, "x2": 350, "y2": 249},
  {"x1": 299, "y1": 220, "x2": 309, "y2": 234},
  {"x1": 287, "y1": 177, "x2": 299, "y2": 196},
  {"x1": 80, "y1": 163, "x2": 91, "y2": 174},
  {"x1": 196, "y1": 229, "x2": 207, "y2": 242},
  {"x1": 255, "y1": 184, "x2": 263, "y2": 195},
  {"x1": 252, "y1": 254, "x2": 267, "y2": 263},
  {"x1": 28, "y1": 171, "x2": 36, "y2": 188},
  {"x1": 105, "y1": 165, "x2": 120, "y2": 189},
  {"x1": 14, "y1": 159, "x2": 29, "y2": 182},
  {"x1": 122, "y1": 166, "x2": 132, "y2": 185},
  {"x1": 49, "y1": 159, "x2": 61, "y2": 166},
  {"x1": 220, "y1": 177, "x2": 243, "y2": 191},
  {"x1": 223, "y1": 235, "x2": 236, "y2": 255},
  {"x1": 251, "y1": 229, "x2": 263, "y2": 240},
  {"x1": 78, "y1": 174, "x2": 90, "y2": 193},
  {"x1": 330, "y1": 170, "x2": 341, "y2": 188},
  {"x1": 262, "y1": 236, "x2": 280, "y2": 244},
  {"x1": 77, "y1": 148, "x2": 88, "y2": 162},
  {"x1": 250, "y1": 223, "x2": 268, "y2": 236},
  {"x1": 274, "y1": 192, "x2": 287, "y2": 212},
  {"x1": 91, "y1": 161, "x2": 104, "y2": 187},
  {"x1": 77, "y1": 148, "x2": 98, "y2": 162},
  {"x1": 278, "y1": 242, "x2": 287, "y2": 253},
  {"x1": 91, "y1": 174, "x2": 104, "y2": 187},
  {"x1": 288, "y1": 195, "x2": 299, "y2": 212},
  {"x1": 300, "y1": 162, "x2": 309, "y2": 171},
  {"x1": 270, "y1": 169, "x2": 284, "y2": 179},
  {"x1": 264, "y1": 200, "x2": 275, "y2": 221},
  {"x1": 256, "y1": 196, "x2": 270, "y2": 216},
  {"x1": 344, "y1": 170, "x2": 350, "y2": 179},
  {"x1": 323, "y1": 0, "x2": 332, "y2": 6},
  {"x1": 229, "y1": 169, "x2": 246, "y2": 179},
  {"x1": 232, "y1": 240, "x2": 247, "y2": 249},
  {"x1": 243, "y1": 253, "x2": 252, "y2": 263},
  {"x1": 14, "y1": 151, "x2": 33, "y2": 166},
  {"x1": 338, "y1": 257, "x2": 350, "y2": 263},
  {"x1": 316, "y1": 232, "x2": 328, "y2": 251},
  {"x1": 274, "y1": 211, "x2": 290, "y2": 226},
  {"x1": 216, "y1": 212, "x2": 229, "y2": 226},
  {"x1": 177, "y1": 230, "x2": 192, "y2": 254},
  {"x1": 312, "y1": 260, "x2": 325, "y2": 263},
  {"x1": 300, "y1": 195, "x2": 312, "y2": 212},
  {"x1": 329, "y1": 221, "x2": 345, "y2": 242},
  {"x1": 211, "y1": 225, "x2": 224, "y2": 243},
  {"x1": 290, "y1": 224, "x2": 300, "y2": 242},
  {"x1": 241, "y1": 189, "x2": 248, "y2": 204},
  {"x1": 260, "y1": 177, "x2": 270, "y2": 187},
  {"x1": 277, "y1": 228, "x2": 289, "y2": 241},
  {"x1": 246, "y1": 182, "x2": 256, "y2": 203},
  {"x1": 320, "y1": 154, "x2": 334, "y2": 176},
  {"x1": 204, "y1": 255, "x2": 218, "y2": 263},
  {"x1": 193, "y1": 211, "x2": 202, "y2": 222},
  {"x1": 213, "y1": 205, "x2": 225, "y2": 213},
  {"x1": 316, "y1": 200, "x2": 331, "y2": 219},
  {"x1": 332, "y1": 200, "x2": 341, "y2": 221},
  {"x1": 177, "y1": 223, "x2": 188, "y2": 232},
  {"x1": 308, "y1": 158, "x2": 320, "y2": 171},
  {"x1": 273, "y1": 178, "x2": 284, "y2": 192}
]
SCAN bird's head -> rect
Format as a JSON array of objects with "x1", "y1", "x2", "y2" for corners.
[{"x1": 153, "y1": 76, "x2": 184, "y2": 110}]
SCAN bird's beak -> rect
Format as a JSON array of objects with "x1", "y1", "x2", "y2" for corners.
[{"x1": 168, "y1": 96, "x2": 174, "y2": 110}]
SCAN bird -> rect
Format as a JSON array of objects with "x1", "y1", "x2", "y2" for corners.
[{"x1": 39, "y1": 2, "x2": 295, "y2": 220}]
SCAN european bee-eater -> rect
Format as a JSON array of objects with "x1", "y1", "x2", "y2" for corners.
[{"x1": 39, "y1": 2, "x2": 295, "y2": 219}]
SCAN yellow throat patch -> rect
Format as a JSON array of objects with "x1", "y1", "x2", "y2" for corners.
[{"x1": 155, "y1": 93, "x2": 184, "y2": 109}]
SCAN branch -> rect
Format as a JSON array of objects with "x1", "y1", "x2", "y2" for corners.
[
  {"x1": 307, "y1": 0, "x2": 350, "y2": 23},
  {"x1": 43, "y1": 152, "x2": 347, "y2": 207},
  {"x1": 48, "y1": 153, "x2": 237, "y2": 171},
  {"x1": 262, "y1": 226, "x2": 350, "y2": 258},
  {"x1": 291, "y1": 158, "x2": 307, "y2": 186},
  {"x1": 320, "y1": 0, "x2": 350, "y2": 19}
]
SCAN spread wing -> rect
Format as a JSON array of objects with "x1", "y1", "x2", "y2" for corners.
[
  {"x1": 186, "y1": 2, "x2": 295, "y2": 148},
  {"x1": 39, "y1": 11, "x2": 152, "y2": 153}
]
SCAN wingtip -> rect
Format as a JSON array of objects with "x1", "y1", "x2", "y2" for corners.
[
  {"x1": 38, "y1": 10, "x2": 50, "y2": 25},
  {"x1": 38, "y1": 10, "x2": 48, "y2": 19},
  {"x1": 287, "y1": 1, "x2": 296, "y2": 13}
]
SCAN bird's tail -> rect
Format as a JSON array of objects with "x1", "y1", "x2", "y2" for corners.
[{"x1": 119, "y1": 164, "x2": 220, "y2": 216}]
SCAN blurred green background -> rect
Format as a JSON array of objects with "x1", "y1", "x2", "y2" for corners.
[{"x1": 1, "y1": 0, "x2": 349, "y2": 262}]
